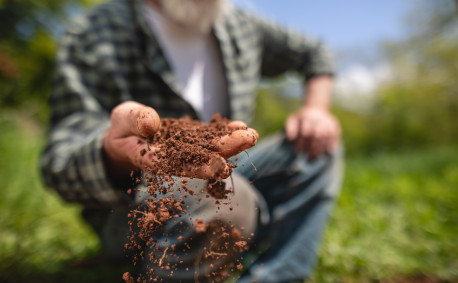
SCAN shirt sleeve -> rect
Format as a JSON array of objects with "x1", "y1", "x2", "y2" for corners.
[
  {"x1": 40, "y1": 20, "x2": 130, "y2": 208},
  {"x1": 248, "y1": 12, "x2": 335, "y2": 80}
]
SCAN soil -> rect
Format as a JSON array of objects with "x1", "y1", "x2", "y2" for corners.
[
  {"x1": 146, "y1": 114, "x2": 237, "y2": 179},
  {"x1": 123, "y1": 114, "x2": 249, "y2": 283}
]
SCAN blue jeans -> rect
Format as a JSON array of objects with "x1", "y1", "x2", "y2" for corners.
[{"x1": 234, "y1": 133, "x2": 343, "y2": 283}]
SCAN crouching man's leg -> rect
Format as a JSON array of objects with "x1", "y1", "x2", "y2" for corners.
[
  {"x1": 234, "y1": 133, "x2": 344, "y2": 283},
  {"x1": 81, "y1": 206, "x2": 132, "y2": 264},
  {"x1": 136, "y1": 173, "x2": 261, "y2": 282}
]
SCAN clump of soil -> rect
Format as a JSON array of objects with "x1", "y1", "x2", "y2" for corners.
[
  {"x1": 194, "y1": 218, "x2": 208, "y2": 234},
  {"x1": 123, "y1": 114, "x2": 250, "y2": 283},
  {"x1": 206, "y1": 179, "x2": 232, "y2": 199},
  {"x1": 147, "y1": 114, "x2": 238, "y2": 179}
]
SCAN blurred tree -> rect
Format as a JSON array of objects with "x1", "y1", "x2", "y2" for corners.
[
  {"x1": 0, "y1": 0, "x2": 103, "y2": 118},
  {"x1": 365, "y1": 0, "x2": 458, "y2": 151},
  {"x1": 252, "y1": 0, "x2": 457, "y2": 154}
]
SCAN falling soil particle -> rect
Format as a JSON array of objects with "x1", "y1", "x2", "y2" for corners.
[
  {"x1": 122, "y1": 272, "x2": 134, "y2": 283},
  {"x1": 123, "y1": 114, "x2": 252, "y2": 282},
  {"x1": 194, "y1": 218, "x2": 208, "y2": 234}
]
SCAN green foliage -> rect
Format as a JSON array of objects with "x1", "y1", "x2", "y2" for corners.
[
  {"x1": 0, "y1": 0, "x2": 104, "y2": 119},
  {"x1": 0, "y1": 1, "x2": 456, "y2": 281},
  {"x1": 312, "y1": 147, "x2": 458, "y2": 282},
  {"x1": 1, "y1": 118, "x2": 456, "y2": 282},
  {"x1": 0, "y1": 113, "x2": 100, "y2": 281},
  {"x1": 328, "y1": 1, "x2": 458, "y2": 155},
  {"x1": 365, "y1": 17, "x2": 458, "y2": 151},
  {"x1": 252, "y1": 86, "x2": 301, "y2": 138},
  {"x1": 0, "y1": 31, "x2": 56, "y2": 121},
  {"x1": 252, "y1": 14, "x2": 458, "y2": 155}
]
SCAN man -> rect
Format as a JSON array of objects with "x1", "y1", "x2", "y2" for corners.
[{"x1": 41, "y1": 0, "x2": 343, "y2": 281}]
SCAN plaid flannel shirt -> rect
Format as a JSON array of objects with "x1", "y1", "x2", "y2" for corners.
[{"x1": 40, "y1": 0, "x2": 334, "y2": 207}]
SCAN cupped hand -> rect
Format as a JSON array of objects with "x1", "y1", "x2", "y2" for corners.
[
  {"x1": 285, "y1": 106, "x2": 340, "y2": 160},
  {"x1": 103, "y1": 101, "x2": 258, "y2": 180},
  {"x1": 103, "y1": 101, "x2": 161, "y2": 180},
  {"x1": 183, "y1": 120, "x2": 259, "y2": 179}
]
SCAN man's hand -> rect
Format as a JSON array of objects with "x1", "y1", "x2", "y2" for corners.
[
  {"x1": 103, "y1": 101, "x2": 161, "y2": 181},
  {"x1": 102, "y1": 101, "x2": 258, "y2": 181},
  {"x1": 285, "y1": 106, "x2": 340, "y2": 160},
  {"x1": 179, "y1": 120, "x2": 258, "y2": 179}
]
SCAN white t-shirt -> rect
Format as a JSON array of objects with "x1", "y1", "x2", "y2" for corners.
[{"x1": 143, "y1": 2, "x2": 229, "y2": 123}]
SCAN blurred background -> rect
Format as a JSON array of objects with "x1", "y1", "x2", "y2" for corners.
[{"x1": 0, "y1": 0, "x2": 456, "y2": 282}]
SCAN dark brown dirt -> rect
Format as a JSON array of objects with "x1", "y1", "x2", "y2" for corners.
[
  {"x1": 122, "y1": 272, "x2": 135, "y2": 283},
  {"x1": 146, "y1": 114, "x2": 236, "y2": 179},
  {"x1": 123, "y1": 114, "x2": 249, "y2": 283}
]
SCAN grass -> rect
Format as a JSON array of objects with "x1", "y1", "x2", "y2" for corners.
[
  {"x1": 312, "y1": 147, "x2": 458, "y2": 282},
  {"x1": 0, "y1": 115, "x2": 128, "y2": 283},
  {"x1": 0, "y1": 115, "x2": 457, "y2": 282}
]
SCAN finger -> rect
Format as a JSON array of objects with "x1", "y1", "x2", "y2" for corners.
[
  {"x1": 180, "y1": 155, "x2": 231, "y2": 179},
  {"x1": 294, "y1": 136, "x2": 307, "y2": 154},
  {"x1": 308, "y1": 126, "x2": 328, "y2": 160},
  {"x1": 120, "y1": 137, "x2": 157, "y2": 169},
  {"x1": 308, "y1": 142, "x2": 324, "y2": 160},
  {"x1": 111, "y1": 101, "x2": 160, "y2": 138},
  {"x1": 227, "y1": 121, "x2": 248, "y2": 131},
  {"x1": 213, "y1": 128, "x2": 259, "y2": 159},
  {"x1": 285, "y1": 115, "x2": 299, "y2": 141},
  {"x1": 136, "y1": 107, "x2": 161, "y2": 138},
  {"x1": 295, "y1": 118, "x2": 313, "y2": 153}
]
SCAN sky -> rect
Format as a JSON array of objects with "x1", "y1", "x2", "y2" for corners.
[
  {"x1": 232, "y1": 0, "x2": 414, "y2": 96},
  {"x1": 232, "y1": 0, "x2": 412, "y2": 51}
]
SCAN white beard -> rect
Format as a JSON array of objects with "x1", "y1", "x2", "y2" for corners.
[{"x1": 158, "y1": 0, "x2": 229, "y2": 33}]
